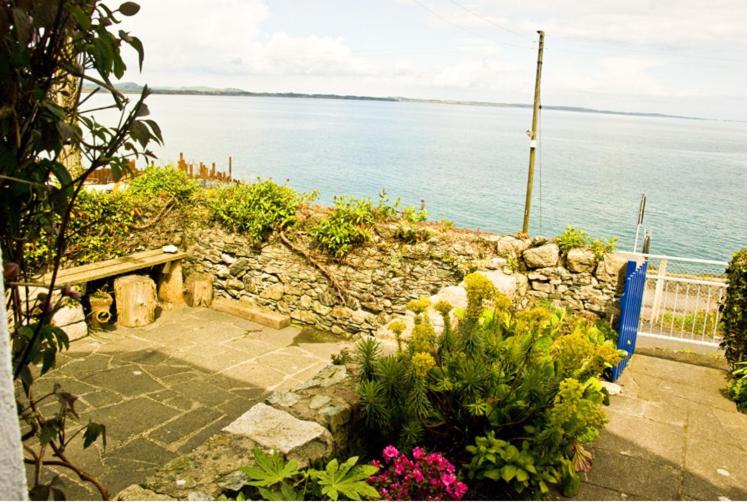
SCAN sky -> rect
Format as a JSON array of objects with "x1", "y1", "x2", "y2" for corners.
[{"x1": 118, "y1": 0, "x2": 747, "y2": 120}]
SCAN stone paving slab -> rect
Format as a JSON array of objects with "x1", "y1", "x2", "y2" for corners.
[
  {"x1": 573, "y1": 354, "x2": 747, "y2": 501},
  {"x1": 28, "y1": 307, "x2": 351, "y2": 499}
]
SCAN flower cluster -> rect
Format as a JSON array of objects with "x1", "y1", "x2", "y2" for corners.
[
  {"x1": 368, "y1": 446, "x2": 468, "y2": 500},
  {"x1": 411, "y1": 352, "x2": 436, "y2": 378}
]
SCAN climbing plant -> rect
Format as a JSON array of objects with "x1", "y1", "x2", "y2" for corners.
[{"x1": 0, "y1": 1, "x2": 159, "y2": 498}]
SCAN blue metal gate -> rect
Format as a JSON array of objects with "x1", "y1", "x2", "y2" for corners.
[{"x1": 611, "y1": 260, "x2": 648, "y2": 381}]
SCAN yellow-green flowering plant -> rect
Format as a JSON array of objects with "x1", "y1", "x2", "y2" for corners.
[{"x1": 355, "y1": 272, "x2": 624, "y2": 499}]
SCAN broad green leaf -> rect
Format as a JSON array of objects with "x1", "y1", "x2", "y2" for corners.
[
  {"x1": 241, "y1": 449, "x2": 300, "y2": 487},
  {"x1": 502, "y1": 464, "x2": 517, "y2": 482}
]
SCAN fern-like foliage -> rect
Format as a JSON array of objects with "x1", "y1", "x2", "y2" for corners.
[{"x1": 355, "y1": 337, "x2": 381, "y2": 382}]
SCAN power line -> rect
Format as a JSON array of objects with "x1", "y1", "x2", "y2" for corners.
[
  {"x1": 418, "y1": 0, "x2": 747, "y2": 66},
  {"x1": 409, "y1": 0, "x2": 534, "y2": 50},
  {"x1": 445, "y1": 0, "x2": 529, "y2": 39}
]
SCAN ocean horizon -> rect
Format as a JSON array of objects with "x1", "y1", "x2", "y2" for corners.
[{"x1": 95, "y1": 93, "x2": 747, "y2": 262}]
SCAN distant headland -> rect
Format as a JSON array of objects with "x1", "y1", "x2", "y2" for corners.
[{"x1": 98, "y1": 82, "x2": 710, "y2": 121}]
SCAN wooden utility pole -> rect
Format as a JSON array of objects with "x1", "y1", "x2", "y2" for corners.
[{"x1": 521, "y1": 30, "x2": 545, "y2": 234}]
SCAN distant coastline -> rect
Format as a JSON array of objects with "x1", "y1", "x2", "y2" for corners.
[{"x1": 97, "y1": 82, "x2": 711, "y2": 122}]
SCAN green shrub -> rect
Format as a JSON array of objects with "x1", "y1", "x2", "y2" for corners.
[
  {"x1": 557, "y1": 226, "x2": 588, "y2": 254},
  {"x1": 312, "y1": 196, "x2": 375, "y2": 257},
  {"x1": 556, "y1": 226, "x2": 616, "y2": 258},
  {"x1": 25, "y1": 190, "x2": 137, "y2": 269},
  {"x1": 590, "y1": 237, "x2": 618, "y2": 259},
  {"x1": 728, "y1": 362, "x2": 747, "y2": 412},
  {"x1": 355, "y1": 273, "x2": 623, "y2": 498},
  {"x1": 402, "y1": 200, "x2": 428, "y2": 223},
  {"x1": 660, "y1": 310, "x2": 720, "y2": 337},
  {"x1": 722, "y1": 248, "x2": 747, "y2": 367},
  {"x1": 127, "y1": 165, "x2": 199, "y2": 201},
  {"x1": 209, "y1": 179, "x2": 309, "y2": 241}
]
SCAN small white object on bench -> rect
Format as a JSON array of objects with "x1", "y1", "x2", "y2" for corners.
[{"x1": 162, "y1": 244, "x2": 178, "y2": 254}]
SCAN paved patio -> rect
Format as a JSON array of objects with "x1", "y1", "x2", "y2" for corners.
[
  {"x1": 30, "y1": 306, "x2": 350, "y2": 499},
  {"x1": 28, "y1": 307, "x2": 747, "y2": 501},
  {"x1": 575, "y1": 354, "x2": 747, "y2": 501}
]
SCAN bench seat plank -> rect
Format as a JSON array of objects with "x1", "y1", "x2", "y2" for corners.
[{"x1": 43, "y1": 249, "x2": 189, "y2": 286}]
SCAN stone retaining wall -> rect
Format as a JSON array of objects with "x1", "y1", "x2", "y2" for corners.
[
  {"x1": 187, "y1": 225, "x2": 630, "y2": 336},
  {"x1": 117, "y1": 365, "x2": 357, "y2": 501}
]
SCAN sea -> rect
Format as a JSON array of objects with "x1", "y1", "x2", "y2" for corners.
[{"x1": 99, "y1": 94, "x2": 747, "y2": 262}]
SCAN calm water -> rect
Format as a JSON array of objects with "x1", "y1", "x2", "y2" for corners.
[{"x1": 107, "y1": 94, "x2": 747, "y2": 261}]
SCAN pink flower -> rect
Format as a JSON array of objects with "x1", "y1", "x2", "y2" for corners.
[
  {"x1": 453, "y1": 482, "x2": 468, "y2": 499},
  {"x1": 371, "y1": 459, "x2": 382, "y2": 469},
  {"x1": 412, "y1": 469, "x2": 424, "y2": 483},
  {"x1": 383, "y1": 445, "x2": 399, "y2": 460},
  {"x1": 412, "y1": 446, "x2": 426, "y2": 460},
  {"x1": 440, "y1": 473, "x2": 457, "y2": 486}
]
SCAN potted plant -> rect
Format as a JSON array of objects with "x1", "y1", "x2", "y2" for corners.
[{"x1": 89, "y1": 287, "x2": 113, "y2": 328}]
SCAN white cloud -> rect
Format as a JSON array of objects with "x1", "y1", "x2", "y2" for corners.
[
  {"x1": 427, "y1": 0, "x2": 747, "y2": 48},
  {"x1": 114, "y1": 0, "x2": 747, "y2": 118}
]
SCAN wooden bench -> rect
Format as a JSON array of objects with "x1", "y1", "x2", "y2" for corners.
[
  {"x1": 45, "y1": 248, "x2": 189, "y2": 315},
  {"x1": 43, "y1": 249, "x2": 188, "y2": 286}
]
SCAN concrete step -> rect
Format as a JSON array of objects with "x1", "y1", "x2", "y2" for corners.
[{"x1": 211, "y1": 297, "x2": 291, "y2": 329}]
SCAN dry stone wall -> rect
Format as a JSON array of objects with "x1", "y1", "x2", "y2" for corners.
[{"x1": 186, "y1": 225, "x2": 630, "y2": 336}]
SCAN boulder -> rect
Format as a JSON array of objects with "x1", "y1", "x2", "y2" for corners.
[
  {"x1": 223, "y1": 403, "x2": 332, "y2": 467},
  {"x1": 522, "y1": 243, "x2": 560, "y2": 269},
  {"x1": 495, "y1": 236, "x2": 529, "y2": 258},
  {"x1": 430, "y1": 285, "x2": 467, "y2": 309},
  {"x1": 566, "y1": 248, "x2": 597, "y2": 273},
  {"x1": 472, "y1": 269, "x2": 517, "y2": 297}
]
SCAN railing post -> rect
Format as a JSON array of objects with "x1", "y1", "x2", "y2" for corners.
[{"x1": 651, "y1": 259, "x2": 668, "y2": 322}]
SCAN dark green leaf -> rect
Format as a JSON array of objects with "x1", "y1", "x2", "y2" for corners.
[
  {"x1": 83, "y1": 422, "x2": 107, "y2": 449},
  {"x1": 119, "y1": 2, "x2": 141, "y2": 16}
]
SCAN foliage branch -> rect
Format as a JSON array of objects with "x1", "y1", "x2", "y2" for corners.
[{"x1": 1, "y1": 0, "x2": 160, "y2": 498}]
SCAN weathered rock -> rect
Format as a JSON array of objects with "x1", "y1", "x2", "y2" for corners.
[
  {"x1": 266, "y1": 391, "x2": 301, "y2": 408},
  {"x1": 52, "y1": 303, "x2": 88, "y2": 341},
  {"x1": 228, "y1": 259, "x2": 252, "y2": 277},
  {"x1": 483, "y1": 257, "x2": 507, "y2": 270},
  {"x1": 117, "y1": 485, "x2": 176, "y2": 501},
  {"x1": 309, "y1": 395, "x2": 331, "y2": 409},
  {"x1": 226, "y1": 278, "x2": 244, "y2": 291},
  {"x1": 523, "y1": 243, "x2": 559, "y2": 269},
  {"x1": 475, "y1": 269, "x2": 517, "y2": 297},
  {"x1": 496, "y1": 236, "x2": 529, "y2": 258},
  {"x1": 531, "y1": 281, "x2": 554, "y2": 293},
  {"x1": 430, "y1": 285, "x2": 467, "y2": 309},
  {"x1": 142, "y1": 432, "x2": 258, "y2": 500},
  {"x1": 223, "y1": 404, "x2": 332, "y2": 466},
  {"x1": 515, "y1": 273, "x2": 529, "y2": 296},
  {"x1": 566, "y1": 248, "x2": 597, "y2": 273},
  {"x1": 260, "y1": 283, "x2": 284, "y2": 301},
  {"x1": 318, "y1": 403, "x2": 351, "y2": 433},
  {"x1": 595, "y1": 252, "x2": 631, "y2": 287},
  {"x1": 297, "y1": 365, "x2": 348, "y2": 389},
  {"x1": 220, "y1": 253, "x2": 236, "y2": 265}
]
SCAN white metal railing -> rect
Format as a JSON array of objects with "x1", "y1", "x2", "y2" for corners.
[{"x1": 620, "y1": 252, "x2": 728, "y2": 347}]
